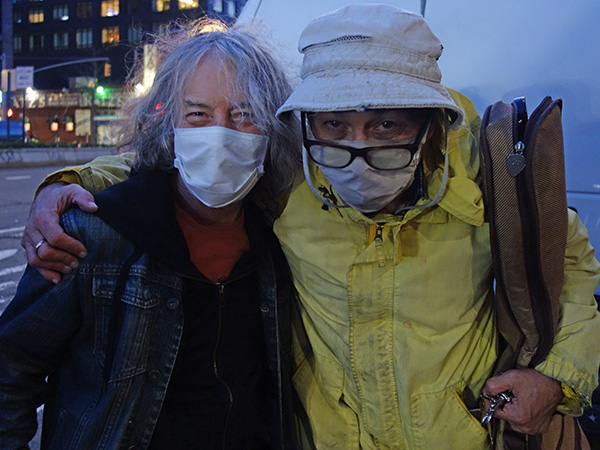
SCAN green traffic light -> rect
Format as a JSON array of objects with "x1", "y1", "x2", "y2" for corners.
[{"x1": 96, "y1": 86, "x2": 105, "y2": 95}]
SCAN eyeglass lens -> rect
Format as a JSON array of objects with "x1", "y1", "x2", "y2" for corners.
[{"x1": 308, "y1": 144, "x2": 413, "y2": 170}]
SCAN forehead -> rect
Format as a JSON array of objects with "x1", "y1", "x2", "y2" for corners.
[
  {"x1": 183, "y1": 55, "x2": 244, "y2": 104},
  {"x1": 311, "y1": 109, "x2": 422, "y2": 122}
]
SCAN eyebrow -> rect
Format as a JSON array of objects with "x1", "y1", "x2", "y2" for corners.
[
  {"x1": 184, "y1": 100, "x2": 208, "y2": 108},
  {"x1": 183, "y1": 100, "x2": 251, "y2": 110}
]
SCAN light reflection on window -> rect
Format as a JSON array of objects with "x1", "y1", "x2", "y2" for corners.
[
  {"x1": 179, "y1": 0, "x2": 198, "y2": 10},
  {"x1": 101, "y1": 0, "x2": 120, "y2": 17}
]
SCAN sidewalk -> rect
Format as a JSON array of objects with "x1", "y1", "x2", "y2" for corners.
[{"x1": 0, "y1": 146, "x2": 116, "y2": 169}]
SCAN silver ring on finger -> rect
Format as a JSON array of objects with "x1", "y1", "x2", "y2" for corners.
[{"x1": 35, "y1": 238, "x2": 46, "y2": 251}]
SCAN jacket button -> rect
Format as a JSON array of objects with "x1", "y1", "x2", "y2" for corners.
[
  {"x1": 148, "y1": 370, "x2": 161, "y2": 383},
  {"x1": 260, "y1": 305, "x2": 270, "y2": 313},
  {"x1": 166, "y1": 297, "x2": 179, "y2": 310}
]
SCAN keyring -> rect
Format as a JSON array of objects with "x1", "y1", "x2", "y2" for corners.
[{"x1": 35, "y1": 239, "x2": 46, "y2": 251}]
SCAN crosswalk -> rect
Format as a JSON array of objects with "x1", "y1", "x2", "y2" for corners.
[{"x1": 0, "y1": 226, "x2": 27, "y2": 308}]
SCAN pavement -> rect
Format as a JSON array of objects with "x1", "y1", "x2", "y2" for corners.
[{"x1": 0, "y1": 146, "x2": 116, "y2": 168}]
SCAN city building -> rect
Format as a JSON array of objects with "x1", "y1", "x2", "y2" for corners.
[{"x1": 1, "y1": 0, "x2": 247, "y2": 144}]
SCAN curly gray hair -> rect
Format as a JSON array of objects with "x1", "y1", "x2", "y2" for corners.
[{"x1": 117, "y1": 19, "x2": 301, "y2": 195}]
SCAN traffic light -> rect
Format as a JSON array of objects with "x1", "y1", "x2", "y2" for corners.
[
  {"x1": 7, "y1": 108, "x2": 13, "y2": 118},
  {"x1": 104, "y1": 62, "x2": 111, "y2": 77},
  {"x1": 95, "y1": 85, "x2": 108, "y2": 100}
]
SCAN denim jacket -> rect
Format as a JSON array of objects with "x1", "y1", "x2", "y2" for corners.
[{"x1": 0, "y1": 170, "x2": 297, "y2": 450}]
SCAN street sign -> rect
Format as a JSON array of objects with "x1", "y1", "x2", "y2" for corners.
[{"x1": 15, "y1": 66, "x2": 34, "y2": 89}]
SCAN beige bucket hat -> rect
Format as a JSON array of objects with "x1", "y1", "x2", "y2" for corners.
[{"x1": 277, "y1": 3, "x2": 464, "y2": 129}]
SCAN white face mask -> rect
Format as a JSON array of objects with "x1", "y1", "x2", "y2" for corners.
[
  {"x1": 316, "y1": 144, "x2": 422, "y2": 213},
  {"x1": 173, "y1": 126, "x2": 268, "y2": 208}
]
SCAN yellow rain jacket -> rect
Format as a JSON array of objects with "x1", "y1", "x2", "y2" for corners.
[{"x1": 273, "y1": 90, "x2": 600, "y2": 449}]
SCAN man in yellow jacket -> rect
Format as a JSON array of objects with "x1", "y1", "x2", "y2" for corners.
[
  {"x1": 272, "y1": 5, "x2": 600, "y2": 449},
  {"x1": 22, "y1": 4, "x2": 600, "y2": 450}
]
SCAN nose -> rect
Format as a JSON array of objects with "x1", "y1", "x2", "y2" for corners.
[
  {"x1": 349, "y1": 126, "x2": 370, "y2": 141},
  {"x1": 213, "y1": 112, "x2": 236, "y2": 130}
]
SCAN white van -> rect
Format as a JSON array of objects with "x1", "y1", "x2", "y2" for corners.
[{"x1": 239, "y1": 0, "x2": 600, "y2": 297}]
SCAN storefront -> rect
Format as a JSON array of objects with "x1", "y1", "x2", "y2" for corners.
[{"x1": 7, "y1": 87, "x2": 133, "y2": 145}]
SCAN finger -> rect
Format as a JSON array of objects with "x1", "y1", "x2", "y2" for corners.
[
  {"x1": 38, "y1": 268, "x2": 63, "y2": 285},
  {"x1": 43, "y1": 232, "x2": 88, "y2": 260},
  {"x1": 35, "y1": 242, "x2": 81, "y2": 272},
  {"x1": 71, "y1": 192, "x2": 98, "y2": 213},
  {"x1": 23, "y1": 233, "x2": 44, "y2": 267},
  {"x1": 484, "y1": 370, "x2": 517, "y2": 395},
  {"x1": 30, "y1": 211, "x2": 88, "y2": 259},
  {"x1": 24, "y1": 242, "x2": 73, "y2": 281}
]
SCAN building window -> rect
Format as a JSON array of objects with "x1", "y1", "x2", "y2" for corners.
[
  {"x1": 128, "y1": 25, "x2": 143, "y2": 43},
  {"x1": 53, "y1": 31, "x2": 69, "y2": 50},
  {"x1": 178, "y1": 0, "x2": 198, "y2": 10},
  {"x1": 13, "y1": 11, "x2": 22, "y2": 24},
  {"x1": 52, "y1": 5, "x2": 69, "y2": 21},
  {"x1": 76, "y1": 28, "x2": 93, "y2": 48},
  {"x1": 14, "y1": 35, "x2": 22, "y2": 53},
  {"x1": 76, "y1": 2, "x2": 93, "y2": 19},
  {"x1": 28, "y1": 8, "x2": 44, "y2": 23},
  {"x1": 225, "y1": 0, "x2": 235, "y2": 16},
  {"x1": 102, "y1": 26, "x2": 120, "y2": 46},
  {"x1": 152, "y1": 0, "x2": 170, "y2": 11},
  {"x1": 101, "y1": 0, "x2": 119, "y2": 17},
  {"x1": 29, "y1": 33, "x2": 44, "y2": 51}
]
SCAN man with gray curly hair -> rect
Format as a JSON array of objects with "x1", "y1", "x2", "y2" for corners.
[{"x1": 0, "y1": 20, "x2": 300, "y2": 450}]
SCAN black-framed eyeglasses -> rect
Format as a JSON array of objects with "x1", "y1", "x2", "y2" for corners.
[{"x1": 301, "y1": 112, "x2": 431, "y2": 170}]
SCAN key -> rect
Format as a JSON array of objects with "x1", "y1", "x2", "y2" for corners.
[{"x1": 480, "y1": 390, "x2": 514, "y2": 427}]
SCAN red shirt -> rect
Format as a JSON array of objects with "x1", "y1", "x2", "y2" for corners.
[{"x1": 174, "y1": 202, "x2": 250, "y2": 282}]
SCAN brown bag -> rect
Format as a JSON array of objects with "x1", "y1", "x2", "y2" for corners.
[{"x1": 480, "y1": 96, "x2": 590, "y2": 450}]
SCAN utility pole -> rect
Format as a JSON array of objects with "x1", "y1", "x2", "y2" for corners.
[{"x1": 1, "y1": 0, "x2": 14, "y2": 121}]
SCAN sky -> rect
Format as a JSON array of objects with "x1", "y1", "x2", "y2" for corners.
[{"x1": 238, "y1": 0, "x2": 600, "y2": 194}]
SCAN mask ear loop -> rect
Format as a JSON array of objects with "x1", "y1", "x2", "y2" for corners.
[
  {"x1": 395, "y1": 111, "x2": 450, "y2": 215},
  {"x1": 302, "y1": 145, "x2": 350, "y2": 210},
  {"x1": 301, "y1": 112, "x2": 350, "y2": 210}
]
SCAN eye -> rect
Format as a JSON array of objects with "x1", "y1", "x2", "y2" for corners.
[
  {"x1": 231, "y1": 109, "x2": 253, "y2": 124},
  {"x1": 185, "y1": 110, "x2": 212, "y2": 126},
  {"x1": 312, "y1": 119, "x2": 350, "y2": 140},
  {"x1": 324, "y1": 120, "x2": 342, "y2": 129}
]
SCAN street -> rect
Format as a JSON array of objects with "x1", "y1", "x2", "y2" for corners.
[
  {"x1": 0, "y1": 165, "x2": 56, "y2": 450},
  {"x1": 0, "y1": 166, "x2": 52, "y2": 312}
]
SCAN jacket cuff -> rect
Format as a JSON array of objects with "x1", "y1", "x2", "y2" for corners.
[
  {"x1": 34, "y1": 169, "x2": 84, "y2": 197},
  {"x1": 535, "y1": 358, "x2": 597, "y2": 416}
]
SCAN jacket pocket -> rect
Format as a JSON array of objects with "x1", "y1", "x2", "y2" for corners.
[
  {"x1": 292, "y1": 354, "x2": 360, "y2": 449},
  {"x1": 92, "y1": 268, "x2": 162, "y2": 381},
  {"x1": 410, "y1": 381, "x2": 489, "y2": 450}
]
